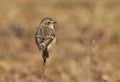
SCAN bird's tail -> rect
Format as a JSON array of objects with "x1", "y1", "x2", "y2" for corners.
[{"x1": 42, "y1": 48, "x2": 49, "y2": 66}]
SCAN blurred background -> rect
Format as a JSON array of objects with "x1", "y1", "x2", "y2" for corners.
[{"x1": 0, "y1": 0, "x2": 120, "y2": 82}]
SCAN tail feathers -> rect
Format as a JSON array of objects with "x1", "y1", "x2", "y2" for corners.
[
  {"x1": 42, "y1": 48, "x2": 49, "y2": 58},
  {"x1": 42, "y1": 48, "x2": 49, "y2": 65}
]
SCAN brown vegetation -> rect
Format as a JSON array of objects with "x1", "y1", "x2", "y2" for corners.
[{"x1": 0, "y1": 0, "x2": 120, "y2": 82}]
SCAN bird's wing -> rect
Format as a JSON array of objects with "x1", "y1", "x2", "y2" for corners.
[
  {"x1": 35, "y1": 27, "x2": 55, "y2": 50},
  {"x1": 34, "y1": 28, "x2": 44, "y2": 50}
]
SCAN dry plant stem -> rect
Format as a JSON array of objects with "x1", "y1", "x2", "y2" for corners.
[
  {"x1": 40, "y1": 59, "x2": 47, "y2": 82},
  {"x1": 86, "y1": 43, "x2": 93, "y2": 82}
]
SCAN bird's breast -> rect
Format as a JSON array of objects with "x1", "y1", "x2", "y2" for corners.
[{"x1": 48, "y1": 37, "x2": 56, "y2": 50}]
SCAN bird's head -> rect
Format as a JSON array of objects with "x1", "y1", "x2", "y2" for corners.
[{"x1": 40, "y1": 17, "x2": 56, "y2": 29}]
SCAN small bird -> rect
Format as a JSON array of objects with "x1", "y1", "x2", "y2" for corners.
[{"x1": 35, "y1": 17, "x2": 56, "y2": 66}]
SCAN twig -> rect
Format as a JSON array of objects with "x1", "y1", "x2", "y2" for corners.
[
  {"x1": 40, "y1": 59, "x2": 47, "y2": 82},
  {"x1": 86, "y1": 42, "x2": 93, "y2": 82}
]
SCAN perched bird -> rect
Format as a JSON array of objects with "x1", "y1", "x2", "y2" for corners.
[{"x1": 35, "y1": 17, "x2": 56, "y2": 65}]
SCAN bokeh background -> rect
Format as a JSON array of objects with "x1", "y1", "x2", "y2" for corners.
[{"x1": 0, "y1": 0, "x2": 120, "y2": 82}]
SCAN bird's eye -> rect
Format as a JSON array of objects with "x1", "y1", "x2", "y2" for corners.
[{"x1": 47, "y1": 22, "x2": 51, "y2": 24}]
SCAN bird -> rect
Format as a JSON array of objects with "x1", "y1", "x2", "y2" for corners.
[{"x1": 35, "y1": 17, "x2": 56, "y2": 66}]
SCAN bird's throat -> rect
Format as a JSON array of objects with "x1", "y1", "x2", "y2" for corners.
[{"x1": 49, "y1": 24, "x2": 54, "y2": 29}]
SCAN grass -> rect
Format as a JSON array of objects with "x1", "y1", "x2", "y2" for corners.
[
  {"x1": 112, "y1": 29, "x2": 120, "y2": 41},
  {"x1": 0, "y1": 0, "x2": 120, "y2": 82}
]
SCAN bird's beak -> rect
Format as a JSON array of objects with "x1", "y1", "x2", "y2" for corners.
[{"x1": 52, "y1": 21, "x2": 56, "y2": 24}]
